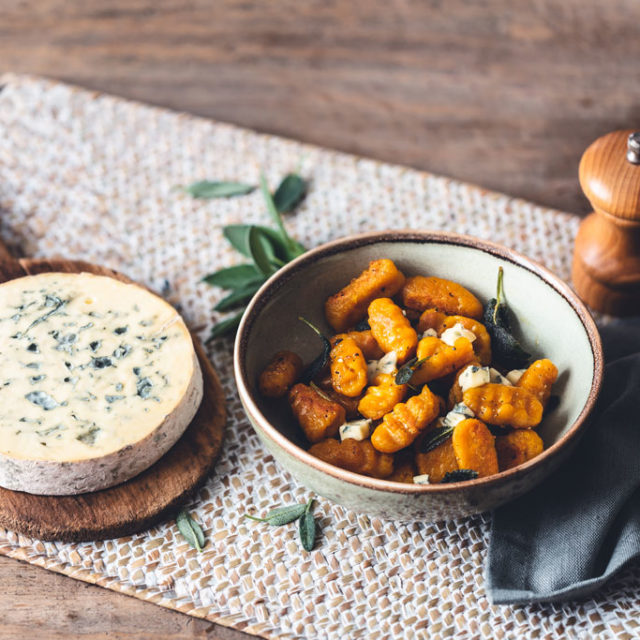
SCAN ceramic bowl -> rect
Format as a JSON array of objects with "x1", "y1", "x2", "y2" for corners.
[{"x1": 234, "y1": 231, "x2": 603, "y2": 521}]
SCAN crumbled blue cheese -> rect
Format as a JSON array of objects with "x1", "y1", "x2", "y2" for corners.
[
  {"x1": 440, "y1": 323, "x2": 476, "y2": 347},
  {"x1": 442, "y1": 403, "x2": 475, "y2": 427},
  {"x1": 458, "y1": 364, "x2": 491, "y2": 392},
  {"x1": 420, "y1": 328, "x2": 438, "y2": 339},
  {"x1": 489, "y1": 367, "x2": 512, "y2": 386},
  {"x1": 339, "y1": 419, "x2": 372, "y2": 441},
  {"x1": 506, "y1": 369, "x2": 527, "y2": 385},
  {"x1": 367, "y1": 350, "x2": 398, "y2": 382},
  {"x1": 413, "y1": 474, "x2": 431, "y2": 485}
]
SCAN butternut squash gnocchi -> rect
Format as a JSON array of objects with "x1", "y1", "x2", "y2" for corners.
[{"x1": 258, "y1": 259, "x2": 558, "y2": 484}]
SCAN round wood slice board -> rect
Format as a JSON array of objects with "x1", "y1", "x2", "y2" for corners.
[{"x1": 0, "y1": 257, "x2": 226, "y2": 542}]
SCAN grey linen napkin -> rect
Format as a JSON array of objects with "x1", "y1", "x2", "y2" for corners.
[{"x1": 487, "y1": 320, "x2": 640, "y2": 604}]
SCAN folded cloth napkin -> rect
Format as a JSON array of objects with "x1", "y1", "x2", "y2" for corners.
[{"x1": 487, "y1": 320, "x2": 640, "y2": 604}]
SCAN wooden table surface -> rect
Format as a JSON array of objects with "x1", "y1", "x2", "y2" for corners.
[{"x1": 1, "y1": 0, "x2": 639, "y2": 637}]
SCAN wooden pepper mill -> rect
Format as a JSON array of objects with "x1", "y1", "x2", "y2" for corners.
[{"x1": 572, "y1": 130, "x2": 640, "y2": 315}]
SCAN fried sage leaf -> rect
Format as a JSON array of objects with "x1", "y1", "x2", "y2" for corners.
[
  {"x1": 245, "y1": 503, "x2": 307, "y2": 526},
  {"x1": 417, "y1": 425, "x2": 454, "y2": 454},
  {"x1": 354, "y1": 318, "x2": 371, "y2": 331},
  {"x1": 483, "y1": 267, "x2": 531, "y2": 369},
  {"x1": 441, "y1": 469, "x2": 479, "y2": 483},
  {"x1": 487, "y1": 424, "x2": 512, "y2": 437},
  {"x1": 176, "y1": 510, "x2": 206, "y2": 551},
  {"x1": 395, "y1": 356, "x2": 426, "y2": 385},
  {"x1": 180, "y1": 180, "x2": 254, "y2": 199},
  {"x1": 298, "y1": 499, "x2": 316, "y2": 552},
  {"x1": 299, "y1": 317, "x2": 331, "y2": 383}
]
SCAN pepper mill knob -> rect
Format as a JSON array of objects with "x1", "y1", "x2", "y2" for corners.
[{"x1": 572, "y1": 129, "x2": 640, "y2": 315}]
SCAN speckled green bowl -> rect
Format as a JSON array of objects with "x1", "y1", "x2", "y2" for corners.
[{"x1": 234, "y1": 231, "x2": 603, "y2": 521}]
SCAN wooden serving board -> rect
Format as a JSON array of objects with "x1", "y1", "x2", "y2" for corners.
[{"x1": 0, "y1": 249, "x2": 226, "y2": 542}]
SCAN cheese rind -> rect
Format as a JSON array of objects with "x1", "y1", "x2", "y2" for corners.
[{"x1": 0, "y1": 272, "x2": 203, "y2": 495}]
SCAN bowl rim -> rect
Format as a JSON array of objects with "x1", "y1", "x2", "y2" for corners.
[{"x1": 234, "y1": 230, "x2": 604, "y2": 494}]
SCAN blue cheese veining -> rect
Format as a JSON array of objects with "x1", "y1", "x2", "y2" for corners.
[{"x1": 0, "y1": 272, "x2": 203, "y2": 495}]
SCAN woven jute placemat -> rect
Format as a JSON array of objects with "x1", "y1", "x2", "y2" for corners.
[{"x1": 0, "y1": 73, "x2": 637, "y2": 640}]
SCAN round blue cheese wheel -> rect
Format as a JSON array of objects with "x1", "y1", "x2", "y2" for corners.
[{"x1": 0, "y1": 272, "x2": 203, "y2": 495}]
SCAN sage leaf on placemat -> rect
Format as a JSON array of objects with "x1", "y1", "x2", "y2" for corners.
[
  {"x1": 248, "y1": 226, "x2": 279, "y2": 276},
  {"x1": 245, "y1": 498, "x2": 319, "y2": 551},
  {"x1": 214, "y1": 281, "x2": 263, "y2": 312},
  {"x1": 198, "y1": 171, "x2": 308, "y2": 340},
  {"x1": 299, "y1": 499, "x2": 316, "y2": 552},
  {"x1": 202, "y1": 264, "x2": 263, "y2": 289},
  {"x1": 441, "y1": 469, "x2": 479, "y2": 483},
  {"x1": 205, "y1": 312, "x2": 243, "y2": 343},
  {"x1": 176, "y1": 510, "x2": 206, "y2": 551},
  {"x1": 273, "y1": 173, "x2": 307, "y2": 213},
  {"x1": 180, "y1": 180, "x2": 255, "y2": 199},
  {"x1": 260, "y1": 173, "x2": 306, "y2": 261},
  {"x1": 245, "y1": 503, "x2": 307, "y2": 526}
]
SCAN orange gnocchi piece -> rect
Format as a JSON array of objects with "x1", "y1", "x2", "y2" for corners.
[
  {"x1": 401, "y1": 276, "x2": 483, "y2": 319},
  {"x1": 315, "y1": 372, "x2": 363, "y2": 419},
  {"x1": 439, "y1": 315, "x2": 492, "y2": 366},
  {"x1": 517, "y1": 359, "x2": 558, "y2": 407},
  {"x1": 325, "y1": 259, "x2": 406, "y2": 332},
  {"x1": 495, "y1": 430, "x2": 544, "y2": 471},
  {"x1": 371, "y1": 385, "x2": 440, "y2": 453},
  {"x1": 411, "y1": 336, "x2": 476, "y2": 385},
  {"x1": 309, "y1": 438, "x2": 394, "y2": 478},
  {"x1": 451, "y1": 418, "x2": 499, "y2": 478},
  {"x1": 417, "y1": 308, "x2": 447, "y2": 334},
  {"x1": 463, "y1": 383, "x2": 543, "y2": 429},
  {"x1": 258, "y1": 350, "x2": 304, "y2": 398},
  {"x1": 368, "y1": 298, "x2": 418, "y2": 364},
  {"x1": 415, "y1": 438, "x2": 459, "y2": 483},
  {"x1": 358, "y1": 373, "x2": 407, "y2": 420},
  {"x1": 289, "y1": 383, "x2": 346, "y2": 443},
  {"x1": 332, "y1": 330, "x2": 384, "y2": 360},
  {"x1": 329, "y1": 336, "x2": 368, "y2": 397}
]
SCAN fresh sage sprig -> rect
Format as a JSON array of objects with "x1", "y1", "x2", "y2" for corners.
[
  {"x1": 483, "y1": 267, "x2": 531, "y2": 369},
  {"x1": 176, "y1": 509, "x2": 206, "y2": 552},
  {"x1": 199, "y1": 172, "x2": 307, "y2": 341},
  {"x1": 395, "y1": 356, "x2": 427, "y2": 385},
  {"x1": 245, "y1": 498, "x2": 317, "y2": 551},
  {"x1": 178, "y1": 180, "x2": 255, "y2": 199},
  {"x1": 441, "y1": 469, "x2": 479, "y2": 483},
  {"x1": 298, "y1": 317, "x2": 331, "y2": 383}
]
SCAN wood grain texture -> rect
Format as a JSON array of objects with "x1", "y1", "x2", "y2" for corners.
[
  {"x1": 573, "y1": 130, "x2": 640, "y2": 314},
  {"x1": 579, "y1": 130, "x2": 640, "y2": 222},
  {"x1": 0, "y1": 556, "x2": 252, "y2": 640},
  {"x1": 0, "y1": 257, "x2": 226, "y2": 540},
  {"x1": 2, "y1": 0, "x2": 640, "y2": 215}
]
